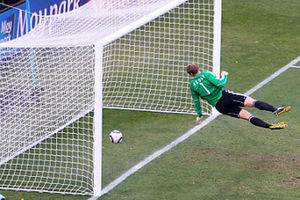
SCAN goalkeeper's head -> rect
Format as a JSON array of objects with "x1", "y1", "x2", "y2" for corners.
[{"x1": 186, "y1": 63, "x2": 200, "y2": 77}]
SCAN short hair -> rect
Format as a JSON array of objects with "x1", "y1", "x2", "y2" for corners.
[{"x1": 186, "y1": 63, "x2": 199, "y2": 74}]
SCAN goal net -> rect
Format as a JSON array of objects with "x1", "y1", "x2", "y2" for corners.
[{"x1": 0, "y1": 0, "x2": 221, "y2": 196}]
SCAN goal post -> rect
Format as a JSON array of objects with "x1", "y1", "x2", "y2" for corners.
[
  {"x1": 212, "y1": 0, "x2": 222, "y2": 116},
  {"x1": 93, "y1": 41, "x2": 104, "y2": 196},
  {"x1": 0, "y1": 0, "x2": 222, "y2": 196},
  {"x1": 213, "y1": 0, "x2": 222, "y2": 78}
]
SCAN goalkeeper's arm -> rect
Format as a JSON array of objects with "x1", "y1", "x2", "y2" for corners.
[
  {"x1": 191, "y1": 88, "x2": 203, "y2": 124},
  {"x1": 191, "y1": 88, "x2": 202, "y2": 117}
]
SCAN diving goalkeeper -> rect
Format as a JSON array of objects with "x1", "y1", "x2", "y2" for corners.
[{"x1": 187, "y1": 63, "x2": 291, "y2": 130}]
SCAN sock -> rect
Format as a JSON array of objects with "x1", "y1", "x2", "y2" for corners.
[
  {"x1": 249, "y1": 116, "x2": 271, "y2": 129},
  {"x1": 254, "y1": 101, "x2": 277, "y2": 112}
]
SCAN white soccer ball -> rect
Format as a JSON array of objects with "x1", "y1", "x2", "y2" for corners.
[{"x1": 109, "y1": 130, "x2": 123, "y2": 144}]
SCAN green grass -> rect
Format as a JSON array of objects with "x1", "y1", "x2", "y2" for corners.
[
  {"x1": 222, "y1": 0, "x2": 300, "y2": 92},
  {"x1": 1, "y1": 0, "x2": 300, "y2": 199},
  {"x1": 102, "y1": 110, "x2": 195, "y2": 187},
  {"x1": 100, "y1": 65, "x2": 300, "y2": 200}
]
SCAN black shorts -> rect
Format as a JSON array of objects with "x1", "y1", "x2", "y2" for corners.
[{"x1": 215, "y1": 90, "x2": 247, "y2": 118}]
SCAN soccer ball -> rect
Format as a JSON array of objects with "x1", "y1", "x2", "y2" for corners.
[{"x1": 109, "y1": 130, "x2": 123, "y2": 144}]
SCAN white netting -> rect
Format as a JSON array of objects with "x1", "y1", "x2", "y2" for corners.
[
  {"x1": 102, "y1": 0, "x2": 214, "y2": 113},
  {"x1": 0, "y1": 47, "x2": 95, "y2": 194},
  {"x1": 0, "y1": 0, "x2": 216, "y2": 195},
  {"x1": 2, "y1": 0, "x2": 192, "y2": 47}
]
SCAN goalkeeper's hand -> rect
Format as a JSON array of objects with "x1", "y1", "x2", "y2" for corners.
[
  {"x1": 196, "y1": 116, "x2": 203, "y2": 125},
  {"x1": 221, "y1": 70, "x2": 228, "y2": 77}
]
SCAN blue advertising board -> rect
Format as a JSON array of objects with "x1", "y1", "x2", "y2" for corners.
[
  {"x1": 0, "y1": 14, "x2": 15, "y2": 42},
  {"x1": 0, "y1": 0, "x2": 90, "y2": 42}
]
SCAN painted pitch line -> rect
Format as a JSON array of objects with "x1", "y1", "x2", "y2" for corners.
[
  {"x1": 245, "y1": 55, "x2": 300, "y2": 96},
  {"x1": 88, "y1": 55, "x2": 300, "y2": 200},
  {"x1": 291, "y1": 65, "x2": 300, "y2": 69},
  {"x1": 87, "y1": 114, "x2": 219, "y2": 200}
]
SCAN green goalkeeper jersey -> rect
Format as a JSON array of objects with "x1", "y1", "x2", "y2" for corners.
[{"x1": 189, "y1": 71, "x2": 228, "y2": 117}]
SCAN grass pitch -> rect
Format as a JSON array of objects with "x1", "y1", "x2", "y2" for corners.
[
  {"x1": 100, "y1": 65, "x2": 300, "y2": 200},
  {"x1": 1, "y1": 0, "x2": 300, "y2": 199}
]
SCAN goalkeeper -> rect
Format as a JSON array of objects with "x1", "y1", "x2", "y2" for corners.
[{"x1": 187, "y1": 63, "x2": 291, "y2": 130}]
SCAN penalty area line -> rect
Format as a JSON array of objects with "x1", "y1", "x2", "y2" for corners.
[{"x1": 88, "y1": 55, "x2": 300, "y2": 200}]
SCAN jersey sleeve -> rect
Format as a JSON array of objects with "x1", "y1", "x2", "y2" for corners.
[
  {"x1": 190, "y1": 86, "x2": 202, "y2": 117},
  {"x1": 204, "y1": 72, "x2": 227, "y2": 88}
]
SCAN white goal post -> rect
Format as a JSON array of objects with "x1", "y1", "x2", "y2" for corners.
[{"x1": 0, "y1": 0, "x2": 222, "y2": 196}]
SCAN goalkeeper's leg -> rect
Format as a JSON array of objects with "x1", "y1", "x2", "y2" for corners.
[
  {"x1": 215, "y1": 92, "x2": 288, "y2": 129},
  {"x1": 244, "y1": 97, "x2": 291, "y2": 116},
  {"x1": 239, "y1": 109, "x2": 287, "y2": 130}
]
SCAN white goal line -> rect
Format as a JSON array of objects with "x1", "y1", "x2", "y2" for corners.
[
  {"x1": 88, "y1": 55, "x2": 300, "y2": 200},
  {"x1": 291, "y1": 65, "x2": 300, "y2": 69}
]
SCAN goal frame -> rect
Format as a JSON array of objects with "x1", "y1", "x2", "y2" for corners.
[
  {"x1": 93, "y1": 0, "x2": 222, "y2": 196},
  {"x1": 0, "y1": 0, "x2": 222, "y2": 197}
]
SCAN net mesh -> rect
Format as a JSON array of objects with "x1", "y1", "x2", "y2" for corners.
[
  {"x1": 0, "y1": 0, "x2": 216, "y2": 195},
  {"x1": 102, "y1": 1, "x2": 214, "y2": 113}
]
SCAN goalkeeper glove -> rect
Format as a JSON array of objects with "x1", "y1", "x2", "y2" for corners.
[
  {"x1": 221, "y1": 70, "x2": 228, "y2": 77},
  {"x1": 196, "y1": 116, "x2": 203, "y2": 125}
]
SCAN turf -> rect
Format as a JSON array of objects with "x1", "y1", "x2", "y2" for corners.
[
  {"x1": 100, "y1": 69, "x2": 300, "y2": 200},
  {"x1": 1, "y1": 0, "x2": 300, "y2": 199}
]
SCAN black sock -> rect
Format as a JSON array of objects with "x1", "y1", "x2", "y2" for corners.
[
  {"x1": 254, "y1": 101, "x2": 277, "y2": 112},
  {"x1": 249, "y1": 116, "x2": 271, "y2": 129}
]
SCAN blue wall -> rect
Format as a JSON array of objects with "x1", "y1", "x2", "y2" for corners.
[{"x1": 0, "y1": 0, "x2": 89, "y2": 42}]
